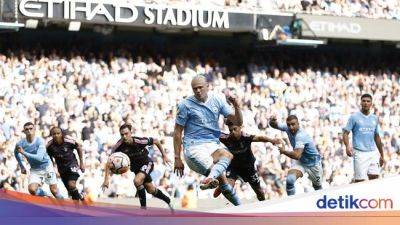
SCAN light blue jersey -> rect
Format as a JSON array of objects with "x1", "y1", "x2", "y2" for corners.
[
  {"x1": 277, "y1": 123, "x2": 321, "y2": 166},
  {"x1": 14, "y1": 137, "x2": 51, "y2": 171},
  {"x1": 343, "y1": 111, "x2": 380, "y2": 152},
  {"x1": 176, "y1": 93, "x2": 233, "y2": 148}
]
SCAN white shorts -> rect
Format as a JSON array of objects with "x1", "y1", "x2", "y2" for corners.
[
  {"x1": 184, "y1": 142, "x2": 226, "y2": 176},
  {"x1": 29, "y1": 166, "x2": 58, "y2": 186},
  {"x1": 291, "y1": 161, "x2": 323, "y2": 187},
  {"x1": 353, "y1": 150, "x2": 380, "y2": 180}
]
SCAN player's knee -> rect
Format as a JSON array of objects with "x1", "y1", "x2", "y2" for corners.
[
  {"x1": 50, "y1": 185, "x2": 58, "y2": 193},
  {"x1": 222, "y1": 151, "x2": 233, "y2": 160},
  {"x1": 134, "y1": 177, "x2": 144, "y2": 187},
  {"x1": 28, "y1": 186, "x2": 37, "y2": 195},
  {"x1": 67, "y1": 181, "x2": 77, "y2": 190},
  {"x1": 145, "y1": 184, "x2": 156, "y2": 194}
]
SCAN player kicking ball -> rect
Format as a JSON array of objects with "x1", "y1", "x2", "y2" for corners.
[
  {"x1": 213, "y1": 118, "x2": 280, "y2": 201},
  {"x1": 102, "y1": 124, "x2": 173, "y2": 211},
  {"x1": 14, "y1": 122, "x2": 63, "y2": 199},
  {"x1": 47, "y1": 127, "x2": 85, "y2": 201}
]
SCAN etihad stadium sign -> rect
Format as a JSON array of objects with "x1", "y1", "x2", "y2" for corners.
[
  {"x1": 298, "y1": 14, "x2": 400, "y2": 41},
  {"x1": 17, "y1": 0, "x2": 250, "y2": 30}
]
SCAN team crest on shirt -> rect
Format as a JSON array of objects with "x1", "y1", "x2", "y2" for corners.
[{"x1": 212, "y1": 106, "x2": 218, "y2": 113}]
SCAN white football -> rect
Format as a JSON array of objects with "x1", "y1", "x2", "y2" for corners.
[{"x1": 109, "y1": 152, "x2": 130, "y2": 174}]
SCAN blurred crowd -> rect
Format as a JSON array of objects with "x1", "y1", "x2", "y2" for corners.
[
  {"x1": 0, "y1": 48, "x2": 399, "y2": 208},
  {"x1": 140, "y1": 0, "x2": 400, "y2": 20}
]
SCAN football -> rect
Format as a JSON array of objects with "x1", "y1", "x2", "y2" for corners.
[{"x1": 109, "y1": 152, "x2": 130, "y2": 174}]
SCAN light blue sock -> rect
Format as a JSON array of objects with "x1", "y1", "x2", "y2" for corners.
[
  {"x1": 208, "y1": 157, "x2": 231, "y2": 179},
  {"x1": 220, "y1": 183, "x2": 241, "y2": 206},
  {"x1": 35, "y1": 188, "x2": 48, "y2": 197},
  {"x1": 286, "y1": 173, "x2": 297, "y2": 196}
]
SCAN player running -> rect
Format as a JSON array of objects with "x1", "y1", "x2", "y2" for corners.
[
  {"x1": 343, "y1": 93, "x2": 385, "y2": 182},
  {"x1": 213, "y1": 118, "x2": 280, "y2": 201},
  {"x1": 102, "y1": 124, "x2": 173, "y2": 210},
  {"x1": 14, "y1": 122, "x2": 63, "y2": 199},
  {"x1": 173, "y1": 75, "x2": 242, "y2": 206},
  {"x1": 269, "y1": 115, "x2": 322, "y2": 196},
  {"x1": 47, "y1": 127, "x2": 85, "y2": 201}
]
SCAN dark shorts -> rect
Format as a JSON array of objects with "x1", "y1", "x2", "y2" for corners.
[
  {"x1": 131, "y1": 160, "x2": 154, "y2": 183},
  {"x1": 59, "y1": 166, "x2": 80, "y2": 189},
  {"x1": 226, "y1": 165, "x2": 260, "y2": 186}
]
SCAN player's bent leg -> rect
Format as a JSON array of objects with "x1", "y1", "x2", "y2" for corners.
[
  {"x1": 217, "y1": 175, "x2": 241, "y2": 206},
  {"x1": 202, "y1": 149, "x2": 232, "y2": 189},
  {"x1": 286, "y1": 169, "x2": 302, "y2": 196},
  {"x1": 214, "y1": 178, "x2": 235, "y2": 198},
  {"x1": 134, "y1": 173, "x2": 147, "y2": 208},
  {"x1": 67, "y1": 180, "x2": 83, "y2": 200},
  {"x1": 250, "y1": 182, "x2": 265, "y2": 201},
  {"x1": 307, "y1": 163, "x2": 323, "y2": 191},
  {"x1": 144, "y1": 182, "x2": 173, "y2": 211}
]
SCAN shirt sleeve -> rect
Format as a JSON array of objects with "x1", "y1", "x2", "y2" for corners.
[
  {"x1": 23, "y1": 138, "x2": 46, "y2": 161},
  {"x1": 218, "y1": 95, "x2": 233, "y2": 117},
  {"x1": 175, "y1": 102, "x2": 189, "y2": 126},
  {"x1": 343, "y1": 115, "x2": 355, "y2": 132},
  {"x1": 243, "y1": 133, "x2": 255, "y2": 143},
  {"x1": 277, "y1": 122, "x2": 288, "y2": 132},
  {"x1": 14, "y1": 142, "x2": 25, "y2": 169},
  {"x1": 134, "y1": 137, "x2": 154, "y2": 146}
]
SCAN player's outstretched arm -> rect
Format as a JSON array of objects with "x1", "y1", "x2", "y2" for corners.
[
  {"x1": 173, "y1": 124, "x2": 185, "y2": 177},
  {"x1": 226, "y1": 95, "x2": 243, "y2": 126},
  {"x1": 153, "y1": 138, "x2": 172, "y2": 166},
  {"x1": 278, "y1": 142, "x2": 303, "y2": 160},
  {"x1": 252, "y1": 135, "x2": 280, "y2": 145}
]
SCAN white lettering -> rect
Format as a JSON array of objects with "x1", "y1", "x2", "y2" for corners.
[
  {"x1": 87, "y1": 3, "x2": 113, "y2": 21},
  {"x1": 212, "y1": 11, "x2": 228, "y2": 28},
  {"x1": 177, "y1": 8, "x2": 191, "y2": 26},
  {"x1": 155, "y1": 6, "x2": 163, "y2": 25},
  {"x1": 310, "y1": 21, "x2": 362, "y2": 34},
  {"x1": 63, "y1": 0, "x2": 69, "y2": 19},
  {"x1": 19, "y1": 0, "x2": 44, "y2": 18},
  {"x1": 144, "y1": 7, "x2": 155, "y2": 24},
  {"x1": 191, "y1": 9, "x2": 197, "y2": 27},
  {"x1": 18, "y1": 1, "x2": 230, "y2": 29},
  {"x1": 114, "y1": 4, "x2": 138, "y2": 23},
  {"x1": 163, "y1": 7, "x2": 176, "y2": 25},
  {"x1": 70, "y1": 0, "x2": 89, "y2": 20},
  {"x1": 38, "y1": 0, "x2": 62, "y2": 18},
  {"x1": 198, "y1": 10, "x2": 212, "y2": 28}
]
